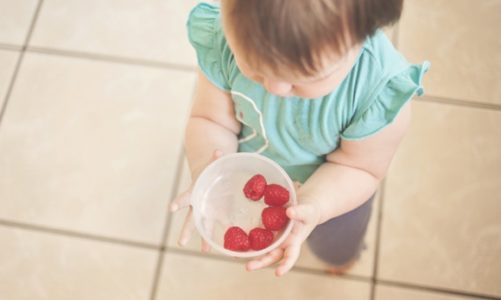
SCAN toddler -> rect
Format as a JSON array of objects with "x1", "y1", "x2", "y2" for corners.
[{"x1": 170, "y1": 0, "x2": 429, "y2": 276}]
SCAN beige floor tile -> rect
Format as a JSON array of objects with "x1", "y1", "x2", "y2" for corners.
[
  {"x1": 157, "y1": 252, "x2": 371, "y2": 300},
  {"x1": 375, "y1": 285, "x2": 485, "y2": 300},
  {"x1": 0, "y1": 226, "x2": 157, "y2": 300},
  {"x1": 0, "y1": 52, "x2": 196, "y2": 244},
  {"x1": 398, "y1": 0, "x2": 501, "y2": 105},
  {"x1": 30, "y1": 0, "x2": 200, "y2": 65},
  {"x1": 380, "y1": 101, "x2": 501, "y2": 297},
  {"x1": 168, "y1": 157, "x2": 377, "y2": 277},
  {"x1": 0, "y1": 50, "x2": 20, "y2": 107},
  {"x1": 0, "y1": 0, "x2": 38, "y2": 45}
]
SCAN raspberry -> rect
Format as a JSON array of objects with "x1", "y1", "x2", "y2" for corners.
[
  {"x1": 223, "y1": 226, "x2": 250, "y2": 251},
  {"x1": 264, "y1": 184, "x2": 289, "y2": 206},
  {"x1": 243, "y1": 174, "x2": 267, "y2": 201},
  {"x1": 262, "y1": 206, "x2": 289, "y2": 231},
  {"x1": 249, "y1": 228, "x2": 274, "y2": 250}
]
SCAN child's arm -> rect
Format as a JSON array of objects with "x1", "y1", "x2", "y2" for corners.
[
  {"x1": 185, "y1": 70, "x2": 241, "y2": 178},
  {"x1": 170, "y1": 69, "x2": 240, "y2": 247},
  {"x1": 247, "y1": 102, "x2": 412, "y2": 276},
  {"x1": 300, "y1": 101, "x2": 412, "y2": 223}
]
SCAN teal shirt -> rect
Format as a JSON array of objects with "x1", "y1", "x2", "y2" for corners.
[{"x1": 187, "y1": 3, "x2": 430, "y2": 183}]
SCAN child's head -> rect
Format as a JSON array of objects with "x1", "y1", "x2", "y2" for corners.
[{"x1": 221, "y1": 0, "x2": 403, "y2": 98}]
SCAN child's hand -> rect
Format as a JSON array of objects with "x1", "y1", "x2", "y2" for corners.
[
  {"x1": 169, "y1": 149, "x2": 224, "y2": 252},
  {"x1": 246, "y1": 193, "x2": 322, "y2": 277}
]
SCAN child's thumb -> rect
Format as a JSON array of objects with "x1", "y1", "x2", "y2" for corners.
[{"x1": 286, "y1": 204, "x2": 319, "y2": 224}]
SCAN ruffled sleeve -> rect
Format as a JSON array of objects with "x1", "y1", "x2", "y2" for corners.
[
  {"x1": 187, "y1": 3, "x2": 231, "y2": 91},
  {"x1": 340, "y1": 61, "x2": 430, "y2": 140}
]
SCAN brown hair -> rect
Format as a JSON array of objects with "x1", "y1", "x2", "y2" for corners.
[{"x1": 222, "y1": 0, "x2": 403, "y2": 76}]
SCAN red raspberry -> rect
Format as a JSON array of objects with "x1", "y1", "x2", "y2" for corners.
[
  {"x1": 224, "y1": 226, "x2": 250, "y2": 251},
  {"x1": 264, "y1": 184, "x2": 289, "y2": 206},
  {"x1": 249, "y1": 228, "x2": 274, "y2": 250},
  {"x1": 243, "y1": 174, "x2": 267, "y2": 201},
  {"x1": 262, "y1": 206, "x2": 289, "y2": 231}
]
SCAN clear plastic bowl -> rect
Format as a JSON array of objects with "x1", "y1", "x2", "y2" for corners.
[{"x1": 190, "y1": 152, "x2": 296, "y2": 258}]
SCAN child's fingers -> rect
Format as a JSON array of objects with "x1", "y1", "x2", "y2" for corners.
[
  {"x1": 171, "y1": 150, "x2": 223, "y2": 213},
  {"x1": 276, "y1": 244, "x2": 301, "y2": 276},
  {"x1": 178, "y1": 208, "x2": 195, "y2": 246},
  {"x1": 201, "y1": 239, "x2": 211, "y2": 252},
  {"x1": 283, "y1": 224, "x2": 306, "y2": 247},
  {"x1": 282, "y1": 217, "x2": 317, "y2": 252},
  {"x1": 174, "y1": 150, "x2": 225, "y2": 249},
  {"x1": 170, "y1": 188, "x2": 193, "y2": 212},
  {"x1": 246, "y1": 248, "x2": 283, "y2": 271},
  {"x1": 272, "y1": 216, "x2": 318, "y2": 276}
]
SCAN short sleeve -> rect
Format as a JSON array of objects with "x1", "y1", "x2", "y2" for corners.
[
  {"x1": 187, "y1": 3, "x2": 232, "y2": 91},
  {"x1": 340, "y1": 61, "x2": 430, "y2": 140}
]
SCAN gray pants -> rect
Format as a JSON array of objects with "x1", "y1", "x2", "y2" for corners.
[{"x1": 306, "y1": 194, "x2": 375, "y2": 266}]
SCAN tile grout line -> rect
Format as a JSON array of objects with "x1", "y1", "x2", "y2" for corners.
[
  {"x1": 25, "y1": 47, "x2": 501, "y2": 112},
  {"x1": 0, "y1": 0, "x2": 43, "y2": 126},
  {"x1": 150, "y1": 82, "x2": 197, "y2": 300},
  {"x1": 417, "y1": 95, "x2": 501, "y2": 111},
  {"x1": 0, "y1": 43, "x2": 23, "y2": 51},
  {"x1": 370, "y1": 179, "x2": 387, "y2": 300},
  {"x1": 149, "y1": 141, "x2": 189, "y2": 300},
  {"x1": 0, "y1": 50, "x2": 23, "y2": 125},
  {"x1": 149, "y1": 78, "x2": 198, "y2": 300},
  {"x1": 0, "y1": 218, "x2": 159, "y2": 251},
  {"x1": 27, "y1": 46, "x2": 197, "y2": 73},
  {"x1": 150, "y1": 76, "x2": 200, "y2": 298},
  {"x1": 159, "y1": 81, "x2": 199, "y2": 251},
  {"x1": 11, "y1": 48, "x2": 501, "y2": 113},
  {"x1": 376, "y1": 279, "x2": 501, "y2": 300},
  {"x1": 165, "y1": 246, "x2": 501, "y2": 300},
  {"x1": 160, "y1": 148, "x2": 187, "y2": 248},
  {"x1": 165, "y1": 247, "x2": 373, "y2": 283},
  {"x1": 21, "y1": 48, "x2": 501, "y2": 113}
]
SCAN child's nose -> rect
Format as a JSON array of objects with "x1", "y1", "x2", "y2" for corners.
[{"x1": 262, "y1": 78, "x2": 292, "y2": 97}]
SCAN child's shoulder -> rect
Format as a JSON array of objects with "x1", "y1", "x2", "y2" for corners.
[
  {"x1": 187, "y1": 2, "x2": 223, "y2": 49},
  {"x1": 187, "y1": 3, "x2": 235, "y2": 91},
  {"x1": 359, "y1": 30, "x2": 410, "y2": 77},
  {"x1": 340, "y1": 31, "x2": 430, "y2": 140}
]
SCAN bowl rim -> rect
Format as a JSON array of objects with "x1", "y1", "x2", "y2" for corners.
[{"x1": 190, "y1": 152, "x2": 296, "y2": 258}]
